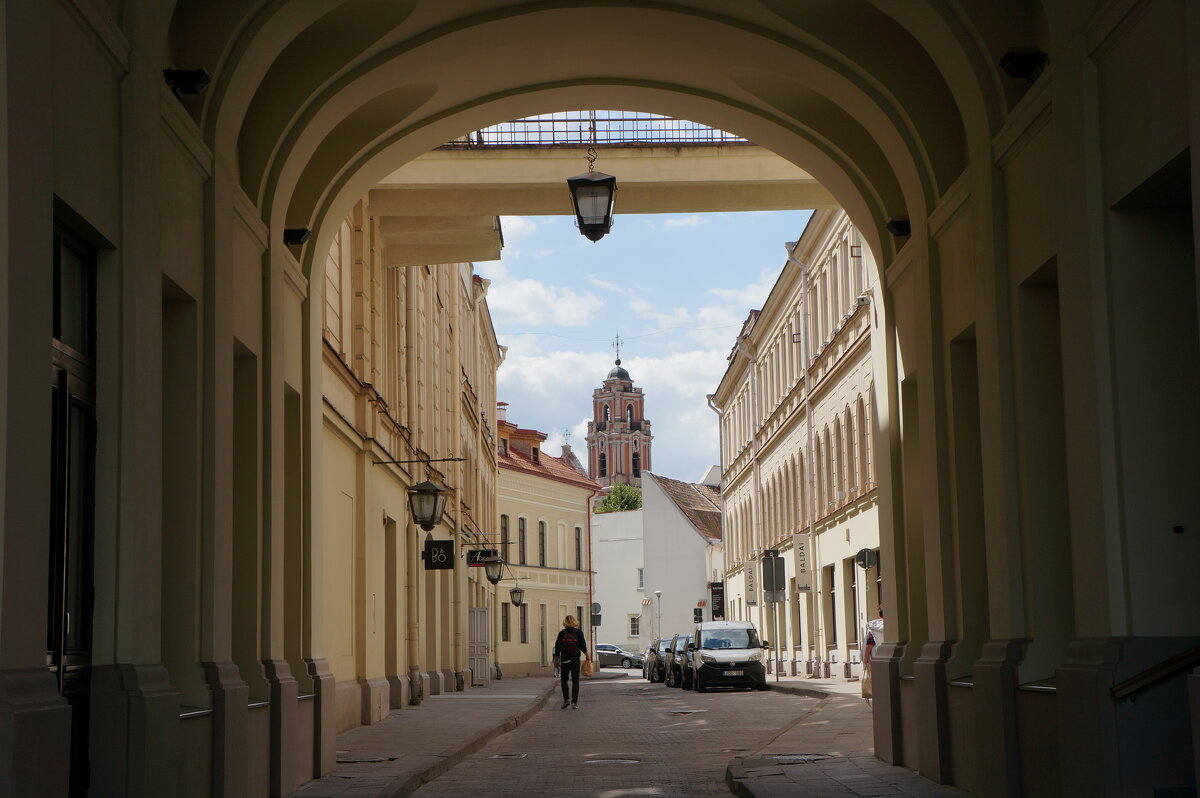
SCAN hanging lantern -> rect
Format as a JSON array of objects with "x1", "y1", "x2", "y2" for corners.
[
  {"x1": 509, "y1": 584, "x2": 525, "y2": 607},
  {"x1": 566, "y1": 147, "x2": 616, "y2": 242},
  {"x1": 483, "y1": 556, "x2": 504, "y2": 586},
  {"x1": 407, "y1": 480, "x2": 450, "y2": 531}
]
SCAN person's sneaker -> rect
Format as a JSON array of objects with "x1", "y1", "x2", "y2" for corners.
[
  {"x1": 571, "y1": 703, "x2": 578, "y2": 709},
  {"x1": 561, "y1": 701, "x2": 570, "y2": 709}
]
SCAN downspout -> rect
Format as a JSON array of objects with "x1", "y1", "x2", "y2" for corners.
[
  {"x1": 705, "y1": 393, "x2": 725, "y2": 596},
  {"x1": 404, "y1": 267, "x2": 423, "y2": 704},
  {"x1": 787, "y1": 242, "x2": 821, "y2": 670},
  {"x1": 586, "y1": 487, "x2": 600, "y2": 658},
  {"x1": 450, "y1": 267, "x2": 465, "y2": 691}
]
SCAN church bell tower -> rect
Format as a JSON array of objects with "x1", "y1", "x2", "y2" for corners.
[{"x1": 585, "y1": 337, "x2": 652, "y2": 488}]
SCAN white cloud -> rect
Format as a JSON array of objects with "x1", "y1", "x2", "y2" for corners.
[
  {"x1": 533, "y1": 248, "x2": 557, "y2": 259},
  {"x1": 705, "y1": 267, "x2": 779, "y2": 307},
  {"x1": 586, "y1": 275, "x2": 627, "y2": 294},
  {"x1": 488, "y1": 279, "x2": 604, "y2": 327},
  {"x1": 663, "y1": 214, "x2": 707, "y2": 228},
  {"x1": 499, "y1": 216, "x2": 540, "y2": 244}
]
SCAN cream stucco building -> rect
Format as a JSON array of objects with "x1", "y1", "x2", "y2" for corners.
[
  {"x1": 495, "y1": 407, "x2": 599, "y2": 677},
  {"x1": 713, "y1": 209, "x2": 881, "y2": 680},
  {"x1": 320, "y1": 200, "x2": 505, "y2": 735}
]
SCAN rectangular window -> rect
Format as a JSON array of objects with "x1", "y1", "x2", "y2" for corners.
[
  {"x1": 574, "y1": 527, "x2": 582, "y2": 570},
  {"x1": 501, "y1": 602, "x2": 510, "y2": 642},
  {"x1": 519, "y1": 604, "x2": 529, "y2": 643},
  {"x1": 518, "y1": 518, "x2": 527, "y2": 564},
  {"x1": 538, "y1": 521, "x2": 546, "y2": 566},
  {"x1": 638, "y1": 568, "x2": 644, "y2": 590},
  {"x1": 500, "y1": 515, "x2": 509, "y2": 559},
  {"x1": 577, "y1": 606, "x2": 585, "y2": 629},
  {"x1": 630, "y1": 616, "x2": 640, "y2": 637}
]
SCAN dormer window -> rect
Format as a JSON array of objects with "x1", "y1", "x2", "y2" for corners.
[
  {"x1": 532, "y1": 447, "x2": 539, "y2": 463},
  {"x1": 500, "y1": 439, "x2": 508, "y2": 456}
]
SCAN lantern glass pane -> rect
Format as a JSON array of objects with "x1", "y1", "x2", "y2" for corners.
[
  {"x1": 410, "y1": 493, "x2": 434, "y2": 522},
  {"x1": 575, "y1": 185, "x2": 611, "y2": 225}
]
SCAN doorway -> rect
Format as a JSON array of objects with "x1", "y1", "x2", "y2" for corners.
[{"x1": 47, "y1": 226, "x2": 97, "y2": 798}]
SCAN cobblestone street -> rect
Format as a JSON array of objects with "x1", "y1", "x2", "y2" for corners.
[{"x1": 413, "y1": 673, "x2": 820, "y2": 797}]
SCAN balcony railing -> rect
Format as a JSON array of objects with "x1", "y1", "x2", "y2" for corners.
[{"x1": 441, "y1": 110, "x2": 750, "y2": 149}]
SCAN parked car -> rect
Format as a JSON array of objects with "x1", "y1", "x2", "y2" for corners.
[
  {"x1": 593, "y1": 643, "x2": 644, "y2": 669},
  {"x1": 664, "y1": 633, "x2": 695, "y2": 689},
  {"x1": 686, "y1": 620, "x2": 768, "y2": 692},
  {"x1": 642, "y1": 637, "x2": 671, "y2": 682}
]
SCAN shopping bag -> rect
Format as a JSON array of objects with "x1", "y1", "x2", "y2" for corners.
[{"x1": 581, "y1": 658, "x2": 594, "y2": 677}]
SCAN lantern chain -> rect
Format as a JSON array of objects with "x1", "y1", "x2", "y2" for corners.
[{"x1": 586, "y1": 146, "x2": 597, "y2": 172}]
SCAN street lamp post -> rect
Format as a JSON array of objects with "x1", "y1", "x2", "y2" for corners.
[{"x1": 654, "y1": 590, "x2": 662, "y2": 640}]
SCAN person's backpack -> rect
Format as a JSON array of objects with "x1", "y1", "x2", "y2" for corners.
[{"x1": 559, "y1": 629, "x2": 580, "y2": 660}]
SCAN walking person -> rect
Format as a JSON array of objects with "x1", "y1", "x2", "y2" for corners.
[{"x1": 552, "y1": 615, "x2": 590, "y2": 709}]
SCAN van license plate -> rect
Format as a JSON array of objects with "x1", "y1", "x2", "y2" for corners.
[{"x1": 723, "y1": 670, "x2": 743, "y2": 677}]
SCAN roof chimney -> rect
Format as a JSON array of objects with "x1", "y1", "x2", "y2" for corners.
[{"x1": 496, "y1": 401, "x2": 508, "y2": 422}]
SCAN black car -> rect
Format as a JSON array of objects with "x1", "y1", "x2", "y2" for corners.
[
  {"x1": 663, "y1": 633, "x2": 694, "y2": 689},
  {"x1": 642, "y1": 637, "x2": 671, "y2": 682}
]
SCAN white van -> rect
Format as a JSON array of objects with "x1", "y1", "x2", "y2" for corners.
[{"x1": 685, "y1": 620, "x2": 768, "y2": 692}]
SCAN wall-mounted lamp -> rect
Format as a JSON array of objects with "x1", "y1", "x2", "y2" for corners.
[
  {"x1": 483, "y1": 557, "x2": 504, "y2": 585},
  {"x1": 163, "y1": 68, "x2": 210, "y2": 97},
  {"x1": 283, "y1": 228, "x2": 312, "y2": 246},
  {"x1": 509, "y1": 584, "x2": 525, "y2": 607},
  {"x1": 408, "y1": 480, "x2": 450, "y2": 531}
]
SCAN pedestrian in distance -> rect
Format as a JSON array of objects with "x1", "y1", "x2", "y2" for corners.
[
  {"x1": 861, "y1": 605, "x2": 884, "y2": 705},
  {"x1": 552, "y1": 615, "x2": 590, "y2": 709}
]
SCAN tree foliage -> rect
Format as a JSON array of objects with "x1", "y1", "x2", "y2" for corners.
[{"x1": 595, "y1": 483, "x2": 643, "y2": 513}]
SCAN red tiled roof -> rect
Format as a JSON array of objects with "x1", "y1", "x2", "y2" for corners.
[
  {"x1": 646, "y1": 472, "x2": 723, "y2": 541},
  {"x1": 499, "y1": 447, "x2": 601, "y2": 491}
]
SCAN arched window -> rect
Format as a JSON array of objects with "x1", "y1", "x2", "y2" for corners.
[
  {"x1": 603, "y1": 405, "x2": 611, "y2": 422},
  {"x1": 626, "y1": 404, "x2": 634, "y2": 424},
  {"x1": 834, "y1": 420, "x2": 844, "y2": 498},
  {"x1": 632, "y1": 452, "x2": 641, "y2": 477},
  {"x1": 823, "y1": 428, "x2": 833, "y2": 509},
  {"x1": 814, "y1": 437, "x2": 824, "y2": 512},
  {"x1": 598, "y1": 452, "x2": 607, "y2": 477},
  {"x1": 857, "y1": 396, "x2": 869, "y2": 488},
  {"x1": 845, "y1": 407, "x2": 856, "y2": 492},
  {"x1": 797, "y1": 454, "x2": 807, "y2": 526}
]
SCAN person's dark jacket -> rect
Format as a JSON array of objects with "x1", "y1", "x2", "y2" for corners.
[{"x1": 552, "y1": 626, "x2": 588, "y2": 662}]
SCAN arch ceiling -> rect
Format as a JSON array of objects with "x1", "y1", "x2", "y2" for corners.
[{"x1": 161, "y1": 0, "x2": 1048, "y2": 277}]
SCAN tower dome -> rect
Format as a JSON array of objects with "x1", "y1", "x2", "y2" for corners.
[{"x1": 607, "y1": 358, "x2": 631, "y2": 381}]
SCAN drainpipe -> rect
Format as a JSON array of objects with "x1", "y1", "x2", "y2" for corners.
[
  {"x1": 586, "y1": 487, "x2": 600, "y2": 660},
  {"x1": 787, "y1": 241, "x2": 821, "y2": 672},
  {"x1": 705, "y1": 394, "x2": 725, "y2": 591},
  {"x1": 404, "y1": 267, "x2": 423, "y2": 703}
]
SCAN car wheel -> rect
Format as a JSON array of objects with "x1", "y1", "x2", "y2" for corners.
[{"x1": 621, "y1": 657, "x2": 632, "y2": 669}]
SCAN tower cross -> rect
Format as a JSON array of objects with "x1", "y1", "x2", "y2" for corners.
[{"x1": 612, "y1": 334, "x2": 623, "y2": 362}]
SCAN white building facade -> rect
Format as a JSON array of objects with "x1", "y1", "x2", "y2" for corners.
[
  {"x1": 640, "y1": 471, "x2": 724, "y2": 643},
  {"x1": 589, "y1": 509, "x2": 647, "y2": 651},
  {"x1": 712, "y1": 209, "x2": 882, "y2": 679}
]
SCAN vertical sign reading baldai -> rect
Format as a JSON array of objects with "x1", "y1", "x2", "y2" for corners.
[{"x1": 793, "y1": 535, "x2": 812, "y2": 592}]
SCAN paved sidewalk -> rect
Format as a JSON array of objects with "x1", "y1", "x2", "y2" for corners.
[
  {"x1": 288, "y1": 669, "x2": 630, "y2": 797},
  {"x1": 287, "y1": 675, "x2": 559, "y2": 797},
  {"x1": 727, "y1": 674, "x2": 968, "y2": 798}
]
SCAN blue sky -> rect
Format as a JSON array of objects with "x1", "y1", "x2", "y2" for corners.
[{"x1": 478, "y1": 209, "x2": 813, "y2": 483}]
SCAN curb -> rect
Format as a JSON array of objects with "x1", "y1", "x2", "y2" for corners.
[
  {"x1": 382, "y1": 679, "x2": 557, "y2": 798},
  {"x1": 764, "y1": 681, "x2": 844, "y2": 701}
]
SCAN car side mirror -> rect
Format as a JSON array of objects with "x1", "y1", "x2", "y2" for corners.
[
  {"x1": 687, "y1": 642, "x2": 696, "y2": 651},
  {"x1": 762, "y1": 641, "x2": 770, "y2": 648}
]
